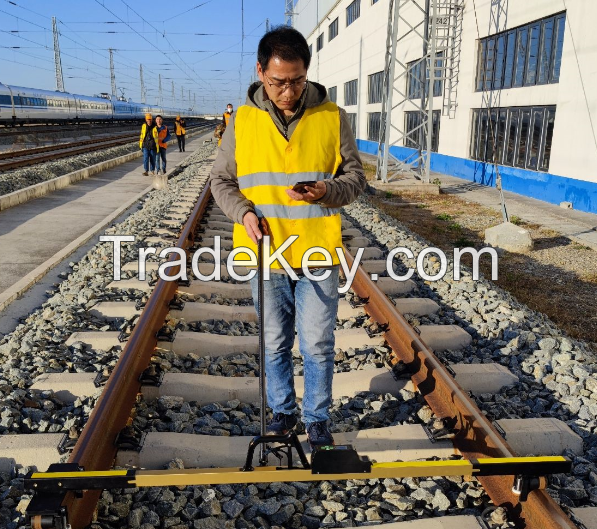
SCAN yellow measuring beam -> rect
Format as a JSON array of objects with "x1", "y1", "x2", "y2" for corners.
[{"x1": 27, "y1": 456, "x2": 570, "y2": 489}]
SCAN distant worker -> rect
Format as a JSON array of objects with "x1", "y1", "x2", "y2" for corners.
[
  {"x1": 155, "y1": 115, "x2": 171, "y2": 175},
  {"x1": 139, "y1": 113, "x2": 159, "y2": 176},
  {"x1": 175, "y1": 115, "x2": 186, "y2": 152},
  {"x1": 217, "y1": 103, "x2": 234, "y2": 147}
]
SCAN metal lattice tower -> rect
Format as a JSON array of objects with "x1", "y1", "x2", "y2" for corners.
[
  {"x1": 52, "y1": 17, "x2": 65, "y2": 92},
  {"x1": 109, "y1": 48, "x2": 117, "y2": 97},
  {"x1": 285, "y1": 0, "x2": 295, "y2": 26},
  {"x1": 479, "y1": 0, "x2": 510, "y2": 221},
  {"x1": 266, "y1": 18, "x2": 270, "y2": 33},
  {"x1": 375, "y1": 0, "x2": 463, "y2": 183},
  {"x1": 140, "y1": 64, "x2": 146, "y2": 104},
  {"x1": 158, "y1": 74, "x2": 163, "y2": 106},
  {"x1": 181, "y1": 86, "x2": 184, "y2": 102},
  {"x1": 172, "y1": 81, "x2": 175, "y2": 103}
]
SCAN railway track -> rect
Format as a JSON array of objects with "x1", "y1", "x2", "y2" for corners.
[
  {"x1": 0, "y1": 153, "x2": 592, "y2": 528},
  {"x1": 0, "y1": 120, "x2": 206, "y2": 138},
  {"x1": 0, "y1": 123, "x2": 210, "y2": 172}
]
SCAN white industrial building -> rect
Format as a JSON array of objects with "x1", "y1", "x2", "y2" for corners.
[{"x1": 292, "y1": 0, "x2": 597, "y2": 214}]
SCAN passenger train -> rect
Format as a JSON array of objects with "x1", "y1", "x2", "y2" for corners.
[{"x1": 0, "y1": 82, "x2": 200, "y2": 125}]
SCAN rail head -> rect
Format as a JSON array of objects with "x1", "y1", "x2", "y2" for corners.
[
  {"x1": 342, "y1": 247, "x2": 576, "y2": 529},
  {"x1": 64, "y1": 184, "x2": 213, "y2": 529}
]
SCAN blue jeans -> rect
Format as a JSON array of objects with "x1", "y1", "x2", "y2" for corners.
[
  {"x1": 157, "y1": 149, "x2": 167, "y2": 172},
  {"x1": 250, "y1": 267, "x2": 339, "y2": 425},
  {"x1": 142, "y1": 148, "x2": 156, "y2": 172}
]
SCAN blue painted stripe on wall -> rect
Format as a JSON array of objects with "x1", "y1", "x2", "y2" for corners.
[{"x1": 357, "y1": 139, "x2": 597, "y2": 215}]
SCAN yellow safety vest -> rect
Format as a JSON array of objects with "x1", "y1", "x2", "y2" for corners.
[{"x1": 233, "y1": 102, "x2": 343, "y2": 269}]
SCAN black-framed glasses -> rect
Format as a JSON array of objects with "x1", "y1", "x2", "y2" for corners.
[{"x1": 263, "y1": 73, "x2": 308, "y2": 92}]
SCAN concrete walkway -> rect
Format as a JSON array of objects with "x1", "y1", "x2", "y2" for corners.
[
  {"x1": 0, "y1": 132, "x2": 212, "y2": 300},
  {"x1": 361, "y1": 153, "x2": 597, "y2": 251}
]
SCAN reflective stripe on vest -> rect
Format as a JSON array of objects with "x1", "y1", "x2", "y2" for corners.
[{"x1": 232, "y1": 102, "x2": 342, "y2": 269}]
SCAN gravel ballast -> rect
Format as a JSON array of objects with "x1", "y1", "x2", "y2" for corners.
[{"x1": 0, "y1": 168, "x2": 594, "y2": 527}]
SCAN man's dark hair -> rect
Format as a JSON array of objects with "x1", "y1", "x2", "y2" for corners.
[
  {"x1": 227, "y1": 103, "x2": 233, "y2": 107},
  {"x1": 258, "y1": 26, "x2": 311, "y2": 71},
  {"x1": 155, "y1": 114, "x2": 163, "y2": 119}
]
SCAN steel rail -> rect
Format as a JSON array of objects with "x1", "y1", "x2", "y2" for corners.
[
  {"x1": 342, "y1": 249, "x2": 575, "y2": 529},
  {"x1": 63, "y1": 185, "x2": 212, "y2": 529},
  {"x1": 0, "y1": 134, "x2": 135, "y2": 160},
  {"x1": 0, "y1": 123, "x2": 212, "y2": 172}
]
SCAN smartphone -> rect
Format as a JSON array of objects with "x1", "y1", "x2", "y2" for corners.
[{"x1": 292, "y1": 180, "x2": 317, "y2": 193}]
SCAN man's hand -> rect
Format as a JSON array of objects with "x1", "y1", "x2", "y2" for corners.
[
  {"x1": 286, "y1": 181, "x2": 326, "y2": 202},
  {"x1": 242, "y1": 212, "x2": 269, "y2": 244}
]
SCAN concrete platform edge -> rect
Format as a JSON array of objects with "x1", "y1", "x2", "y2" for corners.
[
  {"x1": 0, "y1": 127, "x2": 208, "y2": 213},
  {"x1": 0, "y1": 134, "x2": 211, "y2": 312}
]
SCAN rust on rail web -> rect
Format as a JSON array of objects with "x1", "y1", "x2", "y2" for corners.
[
  {"x1": 343, "y1": 249, "x2": 575, "y2": 529},
  {"x1": 64, "y1": 185, "x2": 212, "y2": 529}
]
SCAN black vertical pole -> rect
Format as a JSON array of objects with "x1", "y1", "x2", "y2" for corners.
[{"x1": 257, "y1": 226, "x2": 267, "y2": 466}]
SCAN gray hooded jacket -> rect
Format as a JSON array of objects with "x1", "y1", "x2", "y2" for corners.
[{"x1": 209, "y1": 81, "x2": 366, "y2": 225}]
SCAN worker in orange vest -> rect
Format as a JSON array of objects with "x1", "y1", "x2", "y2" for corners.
[
  {"x1": 218, "y1": 104, "x2": 233, "y2": 147},
  {"x1": 155, "y1": 115, "x2": 171, "y2": 174}
]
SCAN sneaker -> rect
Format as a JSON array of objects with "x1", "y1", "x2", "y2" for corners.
[
  {"x1": 151, "y1": 171, "x2": 155, "y2": 175},
  {"x1": 306, "y1": 421, "x2": 334, "y2": 448},
  {"x1": 266, "y1": 413, "x2": 297, "y2": 436},
  {"x1": 142, "y1": 171, "x2": 148, "y2": 176}
]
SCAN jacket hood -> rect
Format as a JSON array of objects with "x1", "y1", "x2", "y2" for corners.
[{"x1": 245, "y1": 80, "x2": 330, "y2": 111}]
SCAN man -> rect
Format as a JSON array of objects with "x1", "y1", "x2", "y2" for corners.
[
  {"x1": 210, "y1": 26, "x2": 366, "y2": 448},
  {"x1": 155, "y1": 115, "x2": 171, "y2": 175},
  {"x1": 215, "y1": 104, "x2": 234, "y2": 147},
  {"x1": 139, "y1": 113, "x2": 159, "y2": 176},
  {"x1": 175, "y1": 115, "x2": 186, "y2": 152}
]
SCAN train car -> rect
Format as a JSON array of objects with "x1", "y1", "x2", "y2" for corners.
[
  {"x1": 0, "y1": 81, "x2": 201, "y2": 125},
  {"x1": 0, "y1": 83, "x2": 76, "y2": 124},
  {"x1": 73, "y1": 94, "x2": 113, "y2": 121}
]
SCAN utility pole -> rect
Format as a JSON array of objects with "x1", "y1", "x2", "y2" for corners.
[
  {"x1": 52, "y1": 17, "x2": 65, "y2": 92},
  {"x1": 172, "y1": 81, "x2": 175, "y2": 104},
  {"x1": 284, "y1": 0, "x2": 294, "y2": 27},
  {"x1": 266, "y1": 18, "x2": 270, "y2": 33},
  {"x1": 158, "y1": 74, "x2": 163, "y2": 106},
  {"x1": 140, "y1": 64, "x2": 146, "y2": 104},
  {"x1": 109, "y1": 48, "x2": 117, "y2": 97},
  {"x1": 188, "y1": 89, "x2": 191, "y2": 106}
]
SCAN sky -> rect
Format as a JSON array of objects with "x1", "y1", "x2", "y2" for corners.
[{"x1": 0, "y1": 0, "x2": 286, "y2": 113}]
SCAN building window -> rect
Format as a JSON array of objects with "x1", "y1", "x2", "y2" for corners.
[
  {"x1": 407, "y1": 52, "x2": 444, "y2": 99},
  {"x1": 372, "y1": 0, "x2": 380, "y2": 3},
  {"x1": 329, "y1": 17, "x2": 339, "y2": 41},
  {"x1": 470, "y1": 106, "x2": 556, "y2": 171},
  {"x1": 328, "y1": 86, "x2": 337, "y2": 103},
  {"x1": 346, "y1": 0, "x2": 361, "y2": 27},
  {"x1": 368, "y1": 71, "x2": 384, "y2": 104},
  {"x1": 476, "y1": 13, "x2": 565, "y2": 91},
  {"x1": 316, "y1": 34, "x2": 324, "y2": 52},
  {"x1": 347, "y1": 113, "x2": 357, "y2": 137},
  {"x1": 368, "y1": 112, "x2": 381, "y2": 142},
  {"x1": 405, "y1": 110, "x2": 440, "y2": 152},
  {"x1": 344, "y1": 79, "x2": 358, "y2": 106},
  {"x1": 309, "y1": 44, "x2": 313, "y2": 56}
]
